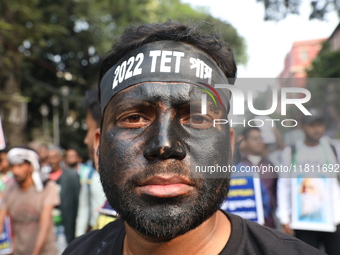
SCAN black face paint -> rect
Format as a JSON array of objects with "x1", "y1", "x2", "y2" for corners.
[{"x1": 99, "y1": 82, "x2": 232, "y2": 239}]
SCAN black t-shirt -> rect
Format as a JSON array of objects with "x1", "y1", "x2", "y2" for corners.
[{"x1": 63, "y1": 210, "x2": 325, "y2": 255}]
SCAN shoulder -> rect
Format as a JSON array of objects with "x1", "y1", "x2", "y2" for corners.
[
  {"x1": 222, "y1": 211, "x2": 325, "y2": 255},
  {"x1": 63, "y1": 218, "x2": 125, "y2": 255},
  {"x1": 43, "y1": 180, "x2": 56, "y2": 190},
  {"x1": 244, "y1": 219, "x2": 323, "y2": 254},
  {"x1": 4, "y1": 182, "x2": 17, "y2": 192},
  {"x1": 282, "y1": 145, "x2": 292, "y2": 156},
  {"x1": 43, "y1": 181, "x2": 59, "y2": 194},
  {"x1": 2, "y1": 182, "x2": 18, "y2": 198},
  {"x1": 41, "y1": 181, "x2": 60, "y2": 206},
  {"x1": 79, "y1": 164, "x2": 91, "y2": 176}
]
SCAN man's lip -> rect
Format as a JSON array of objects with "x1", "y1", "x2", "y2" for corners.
[
  {"x1": 137, "y1": 176, "x2": 194, "y2": 186},
  {"x1": 136, "y1": 176, "x2": 194, "y2": 198}
]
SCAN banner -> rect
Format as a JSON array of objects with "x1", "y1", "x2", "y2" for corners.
[
  {"x1": 0, "y1": 118, "x2": 5, "y2": 150},
  {"x1": 221, "y1": 176, "x2": 264, "y2": 224},
  {"x1": 0, "y1": 216, "x2": 13, "y2": 254}
]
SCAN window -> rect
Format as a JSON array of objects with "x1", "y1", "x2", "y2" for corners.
[{"x1": 299, "y1": 50, "x2": 308, "y2": 61}]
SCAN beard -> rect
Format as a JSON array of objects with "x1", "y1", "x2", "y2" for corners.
[
  {"x1": 14, "y1": 175, "x2": 25, "y2": 185},
  {"x1": 14, "y1": 173, "x2": 29, "y2": 186},
  {"x1": 99, "y1": 159, "x2": 230, "y2": 240},
  {"x1": 68, "y1": 162, "x2": 78, "y2": 168},
  {"x1": 301, "y1": 192, "x2": 323, "y2": 217}
]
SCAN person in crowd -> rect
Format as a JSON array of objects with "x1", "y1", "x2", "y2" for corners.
[
  {"x1": 64, "y1": 148, "x2": 86, "y2": 174},
  {"x1": 64, "y1": 20, "x2": 323, "y2": 255},
  {"x1": 265, "y1": 127, "x2": 285, "y2": 167},
  {"x1": 75, "y1": 91, "x2": 106, "y2": 237},
  {"x1": 277, "y1": 112, "x2": 340, "y2": 254},
  {"x1": 238, "y1": 127, "x2": 278, "y2": 228},
  {"x1": 0, "y1": 147, "x2": 59, "y2": 255},
  {"x1": 36, "y1": 144, "x2": 51, "y2": 174},
  {"x1": 0, "y1": 148, "x2": 13, "y2": 197},
  {"x1": 48, "y1": 146, "x2": 80, "y2": 249}
]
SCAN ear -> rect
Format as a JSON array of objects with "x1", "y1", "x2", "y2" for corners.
[{"x1": 93, "y1": 128, "x2": 101, "y2": 171}]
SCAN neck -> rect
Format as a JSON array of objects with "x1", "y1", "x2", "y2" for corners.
[
  {"x1": 19, "y1": 178, "x2": 34, "y2": 191},
  {"x1": 51, "y1": 167, "x2": 61, "y2": 173},
  {"x1": 123, "y1": 210, "x2": 231, "y2": 255},
  {"x1": 304, "y1": 139, "x2": 320, "y2": 147},
  {"x1": 40, "y1": 160, "x2": 48, "y2": 166},
  {"x1": 246, "y1": 152, "x2": 262, "y2": 157}
]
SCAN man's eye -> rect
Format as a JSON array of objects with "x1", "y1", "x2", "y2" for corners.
[
  {"x1": 116, "y1": 113, "x2": 151, "y2": 128},
  {"x1": 189, "y1": 115, "x2": 207, "y2": 124},
  {"x1": 126, "y1": 115, "x2": 142, "y2": 123},
  {"x1": 182, "y1": 115, "x2": 213, "y2": 129}
]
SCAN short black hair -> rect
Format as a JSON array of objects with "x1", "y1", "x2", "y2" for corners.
[
  {"x1": 98, "y1": 20, "x2": 237, "y2": 102},
  {"x1": 83, "y1": 90, "x2": 102, "y2": 127},
  {"x1": 0, "y1": 148, "x2": 8, "y2": 154},
  {"x1": 241, "y1": 127, "x2": 261, "y2": 140},
  {"x1": 66, "y1": 147, "x2": 82, "y2": 158}
]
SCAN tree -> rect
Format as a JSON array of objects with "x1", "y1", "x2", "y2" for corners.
[
  {"x1": 306, "y1": 41, "x2": 340, "y2": 136},
  {"x1": 0, "y1": 0, "x2": 70, "y2": 145},
  {"x1": 0, "y1": 0, "x2": 247, "y2": 153},
  {"x1": 256, "y1": 0, "x2": 340, "y2": 21},
  {"x1": 307, "y1": 41, "x2": 340, "y2": 78},
  {"x1": 154, "y1": 0, "x2": 247, "y2": 64}
]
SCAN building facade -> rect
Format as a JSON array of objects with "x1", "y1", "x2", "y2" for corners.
[{"x1": 278, "y1": 38, "x2": 326, "y2": 82}]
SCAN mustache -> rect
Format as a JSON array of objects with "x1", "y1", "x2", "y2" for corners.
[
  {"x1": 14, "y1": 175, "x2": 25, "y2": 183},
  {"x1": 123, "y1": 161, "x2": 202, "y2": 187}
]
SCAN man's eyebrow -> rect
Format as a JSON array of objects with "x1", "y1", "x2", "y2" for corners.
[
  {"x1": 114, "y1": 100, "x2": 154, "y2": 113},
  {"x1": 188, "y1": 100, "x2": 222, "y2": 112}
]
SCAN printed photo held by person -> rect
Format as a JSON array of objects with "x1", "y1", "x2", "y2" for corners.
[{"x1": 277, "y1": 112, "x2": 340, "y2": 255}]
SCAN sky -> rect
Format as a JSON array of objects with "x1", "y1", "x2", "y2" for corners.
[{"x1": 181, "y1": 0, "x2": 339, "y2": 79}]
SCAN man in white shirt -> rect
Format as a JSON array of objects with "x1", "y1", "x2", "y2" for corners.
[{"x1": 277, "y1": 112, "x2": 340, "y2": 254}]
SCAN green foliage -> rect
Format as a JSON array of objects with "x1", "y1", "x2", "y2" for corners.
[
  {"x1": 152, "y1": 0, "x2": 247, "y2": 64},
  {"x1": 307, "y1": 42, "x2": 340, "y2": 78},
  {"x1": 257, "y1": 0, "x2": 340, "y2": 21},
  {"x1": 306, "y1": 42, "x2": 340, "y2": 136},
  {"x1": 0, "y1": 0, "x2": 247, "y2": 150}
]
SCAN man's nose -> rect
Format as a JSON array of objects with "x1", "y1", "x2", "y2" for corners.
[
  {"x1": 83, "y1": 134, "x2": 89, "y2": 145},
  {"x1": 11, "y1": 165, "x2": 20, "y2": 173},
  {"x1": 143, "y1": 113, "x2": 186, "y2": 161}
]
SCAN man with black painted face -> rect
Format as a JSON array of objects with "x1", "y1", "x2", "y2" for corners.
[{"x1": 64, "y1": 21, "x2": 324, "y2": 255}]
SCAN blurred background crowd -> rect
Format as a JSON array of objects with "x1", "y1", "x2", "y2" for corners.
[{"x1": 1, "y1": 0, "x2": 340, "y2": 254}]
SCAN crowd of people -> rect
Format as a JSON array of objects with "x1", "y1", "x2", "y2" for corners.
[
  {"x1": 0, "y1": 20, "x2": 337, "y2": 254},
  {"x1": 234, "y1": 113, "x2": 340, "y2": 254},
  {"x1": 0, "y1": 90, "x2": 117, "y2": 255}
]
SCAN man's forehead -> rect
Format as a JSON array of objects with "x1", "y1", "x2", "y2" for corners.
[
  {"x1": 13, "y1": 161, "x2": 30, "y2": 166},
  {"x1": 113, "y1": 82, "x2": 193, "y2": 101},
  {"x1": 49, "y1": 150, "x2": 60, "y2": 156},
  {"x1": 106, "y1": 82, "x2": 227, "y2": 113}
]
